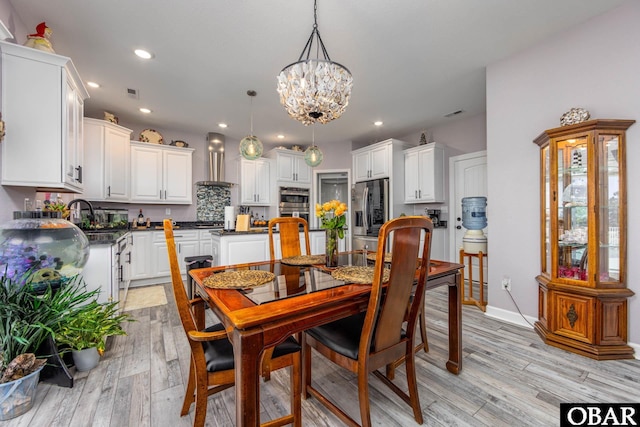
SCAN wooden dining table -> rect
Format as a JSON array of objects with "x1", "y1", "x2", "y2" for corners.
[{"x1": 189, "y1": 252, "x2": 464, "y2": 427}]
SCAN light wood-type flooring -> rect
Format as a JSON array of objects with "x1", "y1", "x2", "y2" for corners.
[{"x1": 5, "y1": 283, "x2": 639, "y2": 427}]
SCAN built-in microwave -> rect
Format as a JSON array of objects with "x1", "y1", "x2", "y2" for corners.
[{"x1": 279, "y1": 187, "x2": 310, "y2": 221}]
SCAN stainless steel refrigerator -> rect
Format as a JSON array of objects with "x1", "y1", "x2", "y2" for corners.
[{"x1": 351, "y1": 178, "x2": 389, "y2": 252}]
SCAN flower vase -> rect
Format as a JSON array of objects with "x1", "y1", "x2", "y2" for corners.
[{"x1": 325, "y1": 229, "x2": 339, "y2": 267}]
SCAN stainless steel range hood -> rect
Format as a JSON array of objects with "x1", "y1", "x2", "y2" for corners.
[{"x1": 196, "y1": 132, "x2": 235, "y2": 187}]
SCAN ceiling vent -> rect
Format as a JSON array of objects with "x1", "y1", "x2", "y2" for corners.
[
  {"x1": 444, "y1": 109, "x2": 464, "y2": 118},
  {"x1": 126, "y1": 88, "x2": 139, "y2": 99}
]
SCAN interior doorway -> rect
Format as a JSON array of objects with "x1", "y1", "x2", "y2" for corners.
[
  {"x1": 449, "y1": 150, "x2": 488, "y2": 307},
  {"x1": 312, "y1": 169, "x2": 352, "y2": 251}
]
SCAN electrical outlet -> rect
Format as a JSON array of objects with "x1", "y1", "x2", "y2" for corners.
[
  {"x1": 501, "y1": 276, "x2": 511, "y2": 291},
  {"x1": 165, "y1": 208, "x2": 171, "y2": 215}
]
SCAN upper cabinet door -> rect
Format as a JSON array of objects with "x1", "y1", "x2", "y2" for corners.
[
  {"x1": 369, "y1": 144, "x2": 390, "y2": 179},
  {"x1": 104, "y1": 126, "x2": 132, "y2": 201},
  {"x1": 130, "y1": 142, "x2": 194, "y2": 204},
  {"x1": 163, "y1": 150, "x2": 193, "y2": 203},
  {"x1": 352, "y1": 141, "x2": 393, "y2": 183},
  {"x1": 130, "y1": 144, "x2": 163, "y2": 202},
  {"x1": 403, "y1": 143, "x2": 444, "y2": 203},
  {"x1": 83, "y1": 118, "x2": 132, "y2": 201},
  {"x1": 0, "y1": 41, "x2": 88, "y2": 192},
  {"x1": 353, "y1": 151, "x2": 372, "y2": 182},
  {"x1": 269, "y1": 149, "x2": 311, "y2": 186}
]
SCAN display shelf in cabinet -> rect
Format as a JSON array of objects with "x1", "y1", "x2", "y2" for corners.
[
  {"x1": 403, "y1": 143, "x2": 444, "y2": 203},
  {"x1": 130, "y1": 142, "x2": 194, "y2": 204},
  {"x1": 533, "y1": 119, "x2": 635, "y2": 360},
  {"x1": 0, "y1": 41, "x2": 88, "y2": 192},
  {"x1": 83, "y1": 118, "x2": 132, "y2": 201}
]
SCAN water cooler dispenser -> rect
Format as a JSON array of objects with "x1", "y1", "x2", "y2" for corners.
[{"x1": 461, "y1": 197, "x2": 487, "y2": 254}]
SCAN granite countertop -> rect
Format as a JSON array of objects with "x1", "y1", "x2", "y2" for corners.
[{"x1": 84, "y1": 229, "x2": 130, "y2": 246}]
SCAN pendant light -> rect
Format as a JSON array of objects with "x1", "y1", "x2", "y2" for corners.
[
  {"x1": 239, "y1": 90, "x2": 263, "y2": 160},
  {"x1": 304, "y1": 125, "x2": 323, "y2": 167},
  {"x1": 276, "y1": 0, "x2": 353, "y2": 125}
]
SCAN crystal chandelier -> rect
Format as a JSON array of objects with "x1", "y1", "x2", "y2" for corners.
[
  {"x1": 276, "y1": 0, "x2": 353, "y2": 125},
  {"x1": 304, "y1": 125, "x2": 323, "y2": 167},
  {"x1": 239, "y1": 90, "x2": 263, "y2": 160}
]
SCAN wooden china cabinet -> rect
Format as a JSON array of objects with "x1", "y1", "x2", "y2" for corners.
[{"x1": 533, "y1": 119, "x2": 635, "y2": 360}]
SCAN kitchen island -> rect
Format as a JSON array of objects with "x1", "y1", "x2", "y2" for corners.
[{"x1": 210, "y1": 228, "x2": 335, "y2": 266}]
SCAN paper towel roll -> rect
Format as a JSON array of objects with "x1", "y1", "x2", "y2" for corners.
[{"x1": 224, "y1": 206, "x2": 236, "y2": 230}]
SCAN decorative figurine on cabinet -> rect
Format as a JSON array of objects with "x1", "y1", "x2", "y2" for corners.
[{"x1": 23, "y1": 22, "x2": 55, "y2": 53}]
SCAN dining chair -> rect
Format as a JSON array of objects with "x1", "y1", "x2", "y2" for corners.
[
  {"x1": 163, "y1": 219, "x2": 302, "y2": 427},
  {"x1": 303, "y1": 216, "x2": 433, "y2": 427},
  {"x1": 268, "y1": 217, "x2": 311, "y2": 260}
]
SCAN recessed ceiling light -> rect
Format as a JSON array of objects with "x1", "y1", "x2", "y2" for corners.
[
  {"x1": 139, "y1": 108, "x2": 152, "y2": 114},
  {"x1": 86, "y1": 81, "x2": 100, "y2": 88},
  {"x1": 374, "y1": 121, "x2": 383, "y2": 126},
  {"x1": 134, "y1": 49, "x2": 154, "y2": 59},
  {"x1": 277, "y1": 134, "x2": 285, "y2": 139},
  {"x1": 218, "y1": 123, "x2": 228, "y2": 128}
]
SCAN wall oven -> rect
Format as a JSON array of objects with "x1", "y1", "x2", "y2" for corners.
[{"x1": 279, "y1": 187, "x2": 310, "y2": 221}]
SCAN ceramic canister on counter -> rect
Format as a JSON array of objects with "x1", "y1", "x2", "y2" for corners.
[{"x1": 224, "y1": 206, "x2": 236, "y2": 231}]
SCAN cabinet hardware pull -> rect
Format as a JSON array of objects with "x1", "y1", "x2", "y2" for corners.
[
  {"x1": 75, "y1": 165, "x2": 83, "y2": 183},
  {"x1": 160, "y1": 190, "x2": 162, "y2": 199},
  {"x1": 127, "y1": 252, "x2": 131, "y2": 263},
  {"x1": 165, "y1": 190, "x2": 167, "y2": 199}
]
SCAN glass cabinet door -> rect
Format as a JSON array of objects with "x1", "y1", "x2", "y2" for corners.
[
  {"x1": 556, "y1": 136, "x2": 588, "y2": 282},
  {"x1": 598, "y1": 134, "x2": 621, "y2": 283},
  {"x1": 541, "y1": 146, "x2": 550, "y2": 276}
]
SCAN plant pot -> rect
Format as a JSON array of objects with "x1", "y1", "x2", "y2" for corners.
[
  {"x1": 0, "y1": 366, "x2": 44, "y2": 421},
  {"x1": 71, "y1": 347, "x2": 100, "y2": 372}
]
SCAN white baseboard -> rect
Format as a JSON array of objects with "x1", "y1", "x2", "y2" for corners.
[
  {"x1": 485, "y1": 305, "x2": 537, "y2": 329},
  {"x1": 484, "y1": 305, "x2": 639, "y2": 360}
]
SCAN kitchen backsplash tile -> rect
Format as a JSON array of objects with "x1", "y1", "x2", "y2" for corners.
[{"x1": 196, "y1": 185, "x2": 231, "y2": 221}]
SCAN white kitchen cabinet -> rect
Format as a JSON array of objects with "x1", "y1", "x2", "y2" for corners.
[
  {"x1": 199, "y1": 230, "x2": 213, "y2": 255},
  {"x1": 268, "y1": 148, "x2": 311, "y2": 186},
  {"x1": 310, "y1": 230, "x2": 347, "y2": 255},
  {"x1": 82, "y1": 233, "x2": 132, "y2": 307},
  {"x1": 130, "y1": 142, "x2": 194, "y2": 204},
  {"x1": 238, "y1": 157, "x2": 271, "y2": 205},
  {"x1": 152, "y1": 230, "x2": 199, "y2": 276},
  {"x1": 130, "y1": 231, "x2": 154, "y2": 280},
  {"x1": 212, "y1": 233, "x2": 270, "y2": 265},
  {"x1": 131, "y1": 229, "x2": 213, "y2": 286},
  {"x1": 403, "y1": 143, "x2": 444, "y2": 203},
  {"x1": 83, "y1": 118, "x2": 132, "y2": 201},
  {"x1": 83, "y1": 244, "x2": 117, "y2": 305},
  {"x1": 0, "y1": 41, "x2": 88, "y2": 192},
  {"x1": 352, "y1": 142, "x2": 391, "y2": 182}
]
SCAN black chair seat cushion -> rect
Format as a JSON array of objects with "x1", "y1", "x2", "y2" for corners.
[
  {"x1": 306, "y1": 312, "x2": 368, "y2": 360},
  {"x1": 201, "y1": 323, "x2": 300, "y2": 372},
  {"x1": 306, "y1": 311, "x2": 408, "y2": 361}
]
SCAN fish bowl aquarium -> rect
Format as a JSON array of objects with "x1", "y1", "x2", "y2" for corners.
[{"x1": 0, "y1": 211, "x2": 89, "y2": 290}]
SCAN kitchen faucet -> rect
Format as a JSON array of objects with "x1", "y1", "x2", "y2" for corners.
[{"x1": 67, "y1": 199, "x2": 94, "y2": 225}]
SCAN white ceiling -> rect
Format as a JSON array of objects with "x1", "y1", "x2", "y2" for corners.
[{"x1": 8, "y1": 0, "x2": 625, "y2": 148}]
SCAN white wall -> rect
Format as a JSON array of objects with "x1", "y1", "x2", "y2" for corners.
[{"x1": 486, "y1": 0, "x2": 640, "y2": 347}]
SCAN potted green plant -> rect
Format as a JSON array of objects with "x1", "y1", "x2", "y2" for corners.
[
  {"x1": 0, "y1": 273, "x2": 98, "y2": 420},
  {"x1": 54, "y1": 300, "x2": 131, "y2": 371}
]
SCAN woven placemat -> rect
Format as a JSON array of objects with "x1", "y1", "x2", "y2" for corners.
[
  {"x1": 331, "y1": 266, "x2": 390, "y2": 284},
  {"x1": 366, "y1": 253, "x2": 392, "y2": 263},
  {"x1": 281, "y1": 255, "x2": 325, "y2": 266},
  {"x1": 203, "y1": 270, "x2": 275, "y2": 289}
]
